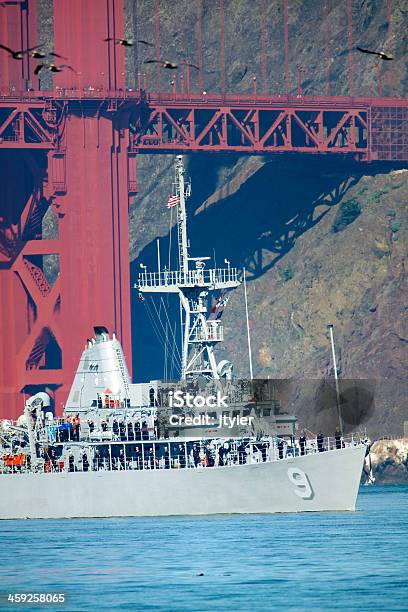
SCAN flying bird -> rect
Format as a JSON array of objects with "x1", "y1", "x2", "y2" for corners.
[
  {"x1": 30, "y1": 49, "x2": 47, "y2": 59},
  {"x1": 104, "y1": 37, "x2": 134, "y2": 47},
  {"x1": 34, "y1": 63, "x2": 77, "y2": 75},
  {"x1": 145, "y1": 59, "x2": 199, "y2": 70},
  {"x1": 145, "y1": 59, "x2": 178, "y2": 70},
  {"x1": 0, "y1": 44, "x2": 44, "y2": 60},
  {"x1": 356, "y1": 47, "x2": 393, "y2": 60},
  {"x1": 105, "y1": 37, "x2": 154, "y2": 48}
]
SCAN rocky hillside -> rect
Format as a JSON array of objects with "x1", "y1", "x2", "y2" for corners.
[
  {"x1": 123, "y1": 0, "x2": 407, "y2": 97},
  {"x1": 368, "y1": 438, "x2": 408, "y2": 483}
]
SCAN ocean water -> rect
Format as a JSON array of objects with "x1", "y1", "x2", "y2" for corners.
[{"x1": 0, "y1": 485, "x2": 407, "y2": 612}]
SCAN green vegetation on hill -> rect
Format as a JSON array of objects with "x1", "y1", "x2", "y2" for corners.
[{"x1": 331, "y1": 198, "x2": 361, "y2": 233}]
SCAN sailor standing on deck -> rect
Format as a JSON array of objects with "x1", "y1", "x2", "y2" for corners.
[
  {"x1": 68, "y1": 452, "x2": 75, "y2": 472},
  {"x1": 87, "y1": 419, "x2": 95, "y2": 440},
  {"x1": 135, "y1": 445, "x2": 142, "y2": 469},
  {"x1": 277, "y1": 437, "x2": 285, "y2": 459},
  {"x1": 66, "y1": 414, "x2": 73, "y2": 441},
  {"x1": 142, "y1": 420, "x2": 149, "y2": 441},
  {"x1": 154, "y1": 417, "x2": 160, "y2": 439},
  {"x1": 217, "y1": 445, "x2": 225, "y2": 466},
  {"x1": 299, "y1": 433, "x2": 307, "y2": 456},
  {"x1": 82, "y1": 450, "x2": 89, "y2": 472},
  {"x1": 127, "y1": 420, "x2": 134, "y2": 441},
  {"x1": 238, "y1": 441, "x2": 247, "y2": 464},
  {"x1": 72, "y1": 414, "x2": 81, "y2": 441},
  {"x1": 335, "y1": 427, "x2": 342, "y2": 450}
]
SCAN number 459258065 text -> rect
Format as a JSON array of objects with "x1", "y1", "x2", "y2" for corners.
[{"x1": 7, "y1": 593, "x2": 65, "y2": 605}]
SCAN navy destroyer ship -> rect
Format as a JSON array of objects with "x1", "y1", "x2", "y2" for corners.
[{"x1": 0, "y1": 157, "x2": 367, "y2": 519}]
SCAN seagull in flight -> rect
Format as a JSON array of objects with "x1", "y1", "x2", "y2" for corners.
[
  {"x1": 0, "y1": 43, "x2": 45, "y2": 60},
  {"x1": 356, "y1": 47, "x2": 393, "y2": 60},
  {"x1": 145, "y1": 59, "x2": 199, "y2": 70},
  {"x1": 104, "y1": 37, "x2": 134, "y2": 47},
  {"x1": 104, "y1": 37, "x2": 155, "y2": 48},
  {"x1": 34, "y1": 63, "x2": 77, "y2": 75}
]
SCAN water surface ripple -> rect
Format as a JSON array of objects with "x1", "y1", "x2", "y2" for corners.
[{"x1": 0, "y1": 485, "x2": 407, "y2": 611}]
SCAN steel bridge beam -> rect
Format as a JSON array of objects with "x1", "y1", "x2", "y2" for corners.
[
  {"x1": 0, "y1": 95, "x2": 406, "y2": 161},
  {"x1": 132, "y1": 105, "x2": 370, "y2": 157}
]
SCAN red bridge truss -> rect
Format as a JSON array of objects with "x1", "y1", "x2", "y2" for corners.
[{"x1": 0, "y1": 93, "x2": 407, "y2": 161}]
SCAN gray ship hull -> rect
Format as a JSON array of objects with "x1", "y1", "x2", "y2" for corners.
[{"x1": 0, "y1": 445, "x2": 366, "y2": 519}]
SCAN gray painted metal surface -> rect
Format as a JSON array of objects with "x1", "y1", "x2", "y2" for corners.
[{"x1": 0, "y1": 445, "x2": 365, "y2": 519}]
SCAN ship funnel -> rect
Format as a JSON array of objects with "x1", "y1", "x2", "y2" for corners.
[
  {"x1": 65, "y1": 328, "x2": 131, "y2": 414},
  {"x1": 94, "y1": 326, "x2": 110, "y2": 342}
]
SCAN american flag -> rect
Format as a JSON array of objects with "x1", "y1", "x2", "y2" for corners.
[
  {"x1": 167, "y1": 195, "x2": 179, "y2": 209},
  {"x1": 210, "y1": 291, "x2": 229, "y2": 320}
]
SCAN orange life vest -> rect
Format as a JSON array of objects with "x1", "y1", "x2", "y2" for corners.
[{"x1": 3, "y1": 454, "x2": 26, "y2": 467}]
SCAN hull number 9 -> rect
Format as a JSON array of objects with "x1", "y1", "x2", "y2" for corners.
[{"x1": 287, "y1": 467, "x2": 314, "y2": 499}]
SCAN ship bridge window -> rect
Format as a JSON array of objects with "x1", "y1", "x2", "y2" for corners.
[
  {"x1": 262, "y1": 408, "x2": 271, "y2": 417},
  {"x1": 222, "y1": 411, "x2": 230, "y2": 418},
  {"x1": 89, "y1": 362, "x2": 99, "y2": 372},
  {"x1": 207, "y1": 412, "x2": 217, "y2": 420},
  {"x1": 243, "y1": 408, "x2": 251, "y2": 417},
  {"x1": 232, "y1": 410, "x2": 240, "y2": 418}
]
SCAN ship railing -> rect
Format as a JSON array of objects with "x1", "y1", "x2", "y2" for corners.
[
  {"x1": 0, "y1": 433, "x2": 366, "y2": 475},
  {"x1": 46, "y1": 425, "x2": 157, "y2": 444},
  {"x1": 138, "y1": 267, "x2": 239, "y2": 289},
  {"x1": 190, "y1": 324, "x2": 223, "y2": 343}
]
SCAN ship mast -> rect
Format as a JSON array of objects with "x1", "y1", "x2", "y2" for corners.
[
  {"x1": 176, "y1": 156, "x2": 189, "y2": 281},
  {"x1": 137, "y1": 155, "x2": 240, "y2": 380}
]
